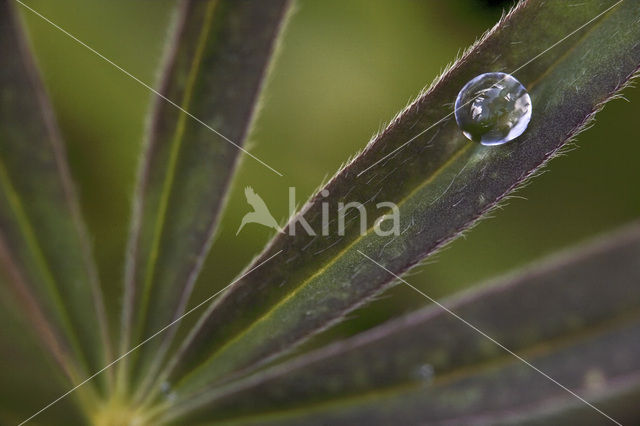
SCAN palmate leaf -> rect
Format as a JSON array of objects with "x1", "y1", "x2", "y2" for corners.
[
  {"x1": 150, "y1": 0, "x2": 640, "y2": 408},
  {"x1": 160, "y1": 222, "x2": 640, "y2": 424},
  {"x1": 4, "y1": 0, "x2": 640, "y2": 424},
  {"x1": 117, "y1": 0, "x2": 292, "y2": 397},
  {"x1": 0, "y1": 0, "x2": 110, "y2": 405}
]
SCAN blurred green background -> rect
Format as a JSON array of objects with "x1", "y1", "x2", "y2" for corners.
[{"x1": 16, "y1": 0, "x2": 640, "y2": 360}]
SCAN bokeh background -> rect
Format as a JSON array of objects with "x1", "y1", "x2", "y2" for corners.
[{"x1": 3, "y1": 0, "x2": 639, "y2": 421}]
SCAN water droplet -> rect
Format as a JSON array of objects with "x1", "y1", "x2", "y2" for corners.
[
  {"x1": 160, "y1": 381, "x2": 177, "y2": 402},
  {"x1": 412, "y1": 364, "x2": 434, "y2": 384},
  {"x1": 583, "y1": 368, "x2": 606, "y2": 391},
  {"x1": 454, "y1": 72, "x2": 532, "y2": 146}
]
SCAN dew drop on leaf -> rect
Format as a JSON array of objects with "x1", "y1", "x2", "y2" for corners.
[
  {"x1": 412, "y1": 364, "x2": 434, "y2": 385},
  {"x1": 160, "y1": 381, "x2": 177, "y2": 402},
  {"x1": 454, "y1": 72, "x2": 532, "y2": 146}
]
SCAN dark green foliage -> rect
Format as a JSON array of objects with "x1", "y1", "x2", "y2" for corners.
[{"x1": 1, "y1": 0, "x2": 639, "y2": 424}]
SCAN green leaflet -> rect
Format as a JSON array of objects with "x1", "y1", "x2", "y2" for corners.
[
  {"x1": 118, "y1": 0, "x2": 292, "y2": 397},
  {"x1": 161, "y1": 0, "x2": 640, "y2": 404},
  {"x1": 0, "y1": 0, "x2": 110, "y2": 401},
  {"x1": 195, "y1": 322, "x2": 640, "y2": 426}
]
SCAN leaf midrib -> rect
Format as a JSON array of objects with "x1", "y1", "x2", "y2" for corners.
[{"x1": 175, "y1": 140, "x2": 471, "y2": 391}]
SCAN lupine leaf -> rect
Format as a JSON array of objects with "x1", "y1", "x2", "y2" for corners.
[
  {"x1": 118, "y1": 0, "x2": 292, "y2": 396},
  {"x1": 158, "y1": 0, "x2": 640, "y2": 404},
  {"x1": 162, "y1": 222, "x2": 640, "y2": 424},
  {"x1": 0, "y1": 0, "x2": 110, "y2": 397}
]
